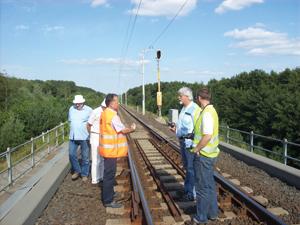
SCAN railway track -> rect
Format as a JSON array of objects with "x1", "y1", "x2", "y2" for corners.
[{"x1": 114, "y1": 106, "x2": 287, "y2": 225}]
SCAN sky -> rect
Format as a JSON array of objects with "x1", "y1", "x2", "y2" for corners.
[{"x1": 1, "y1": 0, "x2": 299, "y2": 95}]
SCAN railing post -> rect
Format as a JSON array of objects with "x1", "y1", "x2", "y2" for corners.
[
  {"x1": 61, "y1": 123, "x2": 64, "y2": 142},
  {"x1": 250, "y1": 131, "x2": 254, "y2": 153},
  {"x1": 31, "y1": 138, "x2": 34, "y2": 168},
  {"x1": 226, "y1": 126, "x2": 229, "y2": 144},
  {"x1": 137, "y1": 106, "x2": 139, "y2": 112},
  {"x1": 283, "y1": 138, "x2": 287, "y2": 165},
  {"x1": 56, "y1": 126, "x2": 58, "y2": 147},
  {"x1": 47, "y1": 130, "x2": 50, "y2": 153},
  {"x1": 42, "y1": 132, "x2": 45, "y2": 142},
  {"x1": 6, "y1": 147, "x2": 12, "y2": 187}
]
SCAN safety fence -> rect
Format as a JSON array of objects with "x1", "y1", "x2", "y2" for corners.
[
  {"x1": 0, "y1": 123, "x2": 68, "y2": 192},
  {"x1": 219, "y1": 125, "x2": 300, "y2": 167}
]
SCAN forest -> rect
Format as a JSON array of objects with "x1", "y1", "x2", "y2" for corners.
[
  {"x1": 125, "y1": 67, "x2": 300, "y2": 168},
  {"x1": 0, "y1": 72, "x2": 106, "y2": 153},
  {"x1": 1, "y1": 67, "x2": 299, "y2": 167}
]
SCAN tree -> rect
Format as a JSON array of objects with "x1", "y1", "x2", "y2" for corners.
[{"x1": 0, "y1": 113, "x2": 25, "y2": 152}]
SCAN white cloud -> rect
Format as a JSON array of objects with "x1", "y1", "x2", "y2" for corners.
[
  {"x1": 15, "y1": 25, "x2": 29, "y2": 29},
  {"x1": 60, "y1": 58, "x2": 149, "y2": 66},
  {"x1": 45, "y1": 26, "x2": 64, "y2": 32},
  {"x1": 185, "y1": 71, "x2": 196, "y2": 74},
  {"x1": 215, "y1": 0, "x2": 264, "y2": 14},
  {"x1": 223, "y1": 62, "x2": 252, "y2": 67},
  {"x1": 223, "y1": 27, "x2": 300, "y2": 56},
  {"x1": 255, "y1": 22, "x2": 265, "y2": 27},
  {"x1": 128, "y1": 0, "x2": 197, "y2": 17},
  {"x1": 161, "y1": 67, "x2": 170, "y2": 71},
  {"x1": 151, "y1": 19, "x2": 158, "y2": 23},
  {"x1": 199, "y1": 71, "x2": 224, "y2": 75},
  {"x1": 90, "y1": 0, "x2": 109, "y2": 7}
]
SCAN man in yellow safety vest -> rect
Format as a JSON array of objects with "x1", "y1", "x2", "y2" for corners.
[{"x1": 185, "y1": 87, "x2": 219, "y2": 225}]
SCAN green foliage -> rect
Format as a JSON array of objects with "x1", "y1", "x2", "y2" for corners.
[
  {"x1": 0, "y1": 72, "x2": 105, "y2": 153},
  {"x1": 0, "y1": 113, "x2": 25, "y2": 150},
  {"x1": 126, "y1": 67, "x2": 300, "y2": 167}
]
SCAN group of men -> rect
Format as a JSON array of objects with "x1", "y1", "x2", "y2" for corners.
[
  {"x1": 68, "y1": 86, "x2": 219, "y2": 224},
  {"x1": 68, "y1": 93, "x2": 136, "y2": 209},
  {"x1": 169, "y1": 87, "x2": 219, "y2": 225}
]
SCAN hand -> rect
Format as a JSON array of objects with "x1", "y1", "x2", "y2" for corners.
[
  {"x1": 169, "y1": 125, "x2": 176, "y2": 132},
  {"x1": 131, "y1": 123, "x2": 136, "y2": 131}
]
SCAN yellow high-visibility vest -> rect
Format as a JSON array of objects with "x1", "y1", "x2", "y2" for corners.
[{"x1": 192, "y1": 106, "x2": 219, "y2": 158}]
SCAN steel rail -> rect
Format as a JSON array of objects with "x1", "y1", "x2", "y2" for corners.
[
  {"x1": 120, "y1": 105, "x2": 287, "y2": 225},
  {"x1": 134, "y1": 139, "x2": 184, "y2": 222}
]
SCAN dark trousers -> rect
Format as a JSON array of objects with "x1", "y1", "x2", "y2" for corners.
[{"x1": 102, "y1": 157, "x2": 117, "y2": 204}]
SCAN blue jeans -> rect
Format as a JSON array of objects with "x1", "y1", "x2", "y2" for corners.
[
  {"x1": 179, "y1": 139, "x2": 195, "y2": 197},
  {"x1": 194, "y1": 153, "x2": 218, "y2": 224},
  {"x1": 69, "y1": 140, "x2": 90, "y2": 177}
]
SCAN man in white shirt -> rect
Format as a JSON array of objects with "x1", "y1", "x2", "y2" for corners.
[{"x1": 86, "y1": 99, "x2": 106, "y2": 186}]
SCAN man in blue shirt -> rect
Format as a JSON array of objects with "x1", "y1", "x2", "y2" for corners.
[
  {"x1": 169, "y1": 87, "x2": 201, "y2": 202},
  {"x1": 68, "y1": 95, "x2": 92, "y2": 182}
]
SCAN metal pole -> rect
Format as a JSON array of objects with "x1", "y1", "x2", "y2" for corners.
[
  {"x1": 250, "y1": 131, "x2": 254, "y2": 153},
  {"x1": 56, "y1": 126, "x2": 58, "y2": 147},
  {"x1": 61, "y1": 123, "x2": 64, "y2": 142},
  {"x1": 7, "y1": 147, "x2": 12, "y2": 186},
  {"x1": 283, "y1": 138, "x2": 287, "y2": 165},
  {"x1": 157, "y1": 59, "x2": 161, "y2": 118},
  {"x1": 142, "y1": 49, "x2": 145, "y2": 115},
  {"x1": 47, "y1": 130, "x2": 50, "y2": 153},
  {"x1": 31, "y1": 138, "x2": 34, "y2": 168},
  {"x1": 226, "y1": 126, "x2": 229, "y2": 144}
]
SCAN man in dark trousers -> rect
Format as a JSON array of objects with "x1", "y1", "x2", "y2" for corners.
[{"x1": 99, "y1": 93, "x2": 136, "y2": 208}]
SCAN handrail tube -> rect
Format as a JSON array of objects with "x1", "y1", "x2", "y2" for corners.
[{"x1": 0, "y1": 123, "x2": 67, "y2": 192}]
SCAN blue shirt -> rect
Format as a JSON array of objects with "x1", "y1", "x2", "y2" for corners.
[
  {"x1": 68, "y1": 104, "x2": 92, "y2": 140},
  {"x1": 176, "y1": 101, "x2": 199, "y2": 138}
]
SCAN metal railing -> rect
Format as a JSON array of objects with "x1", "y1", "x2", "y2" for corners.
[
  {"x1": 219, "y1": 125, "x2": 300, "y2": 166},
  {"x1": 0, "y1": 123, "x2": 68, "y2": 192}
]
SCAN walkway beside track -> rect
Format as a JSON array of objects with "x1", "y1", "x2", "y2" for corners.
[{"x1": 0, "y1": 142, "x2": 70, "y2": 225}]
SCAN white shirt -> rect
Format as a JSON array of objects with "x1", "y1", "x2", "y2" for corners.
[
  {"x1": 87, "y1": 106, "x2": 103, "y2": 133},
  {"x1": 200, "y1": 105, "x2": 214, "y2": 135},
  {"x1": 107, "y1": 108, "x2": 125, "y2": 132}
]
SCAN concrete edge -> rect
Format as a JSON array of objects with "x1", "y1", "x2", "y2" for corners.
[
  {"x1": 219, "y1": 141, "x2": 300, "y2": 190},
  {"x1": 1, "y1": 146, "x2": 71, "y2": 225}
]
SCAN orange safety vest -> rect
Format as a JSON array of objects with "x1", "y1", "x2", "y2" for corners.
[{"x1": 99, "y1": 109, "x2": 128, "y2": 158}]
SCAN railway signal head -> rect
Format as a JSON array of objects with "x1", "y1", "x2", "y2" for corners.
[{"x1": 156, "y1": 49, "x2": 161, "y2": 59}]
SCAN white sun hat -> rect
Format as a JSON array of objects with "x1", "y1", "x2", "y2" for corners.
[
  {"x1": 73, "y1": 95, "x2": 85, "y2": 104},
  {"x1": 101, "y1": 98, "x2": 106, "y2": 107}
]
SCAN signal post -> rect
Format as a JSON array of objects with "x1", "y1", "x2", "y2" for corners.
[{"x1": 156, "y1": 49, "x2": 162, "y2": 118}]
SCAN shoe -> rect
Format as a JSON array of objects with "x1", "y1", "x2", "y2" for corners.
[
  {"x1": 82, "y1": 176, "x2": 88, "y2": 182},
  {"x1": 113, "y1": 193, "x2": 122, "y2": 198},
  {"x1": 72, "y1": 173, "x2": 79, "y2": 180},
  {"x1": 184, "y1": 219, "x2": 206, "y2": 225},
  {"x1": 92, "y1": 183, "x2": 100, "y2": 187},
  {"x1": 104, "y1": 201, "x2": 122, "y2": 208},
  {"x1": 208, "y1": 217, "x2": 217, "y2": 221},
  {"x1": 176, "y1": 188, "x2": 188, "y2": 196},
  {"x1": 179, "y1": 195, "x2": 195, "y2": 202}
]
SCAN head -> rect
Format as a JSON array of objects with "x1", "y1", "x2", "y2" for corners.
[
  {"x1": 101, "y1": 98, "x2": 107, "y2": 111},
  {"x1": 73, "y1": 95, "x2": 85, "y2": 110},
  {"x1": 178, "y1": 87, "x2": 193, "y2": 106},
  {"x1": 105, "y1": 94, "x2": 119, "y2": 111},
  {"x1": 196, "y1": 87, "x2": 211, "y2": 107}
]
